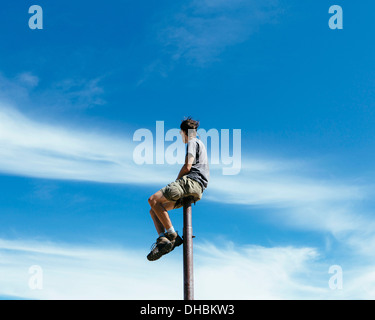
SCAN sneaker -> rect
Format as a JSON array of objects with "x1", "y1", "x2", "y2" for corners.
[
  {"x1": 165, "y1": 231, "x2": 178, "y2": 242},
  {"x1": 147, "y1": 235, "x2": 173, "y2": 261},
  {"x1": 170, "y1": 233, "x2": 183, "y2": 251},
  {"x1": 146, "y1": 232, "x2": 181, "y2": 261},
  {"x1": 163, "y1": 231, "x2": 184, "y2": 253}
]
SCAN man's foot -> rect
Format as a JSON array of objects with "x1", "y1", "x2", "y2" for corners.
[
  {"x1": 147, "y1": 232, "x2": 180, "y2": 261},
  {"x1": 170, "y1": 233, "x2": 183, "y2": 251}
]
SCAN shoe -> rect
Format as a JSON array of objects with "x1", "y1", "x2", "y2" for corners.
[
  {"x1": 165, "y1": 231, "x2": 177, "y2": 242},
  {"x1": 146, "y1": 232, "x2": 181, "y2": 261},
  {"x1": 147, "y1": 235, "x2": 173, "y2": 261},
  {"x1": 162, "y1": 231, "x2": 184, "y2": 253},
  {"x1": 170, "y1": 233, "x2": 183, "y2": 251}
]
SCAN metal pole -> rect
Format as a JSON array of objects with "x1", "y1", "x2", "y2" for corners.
[{"x1": 183, "y1": 197, "x2": 194, "y2": 300}]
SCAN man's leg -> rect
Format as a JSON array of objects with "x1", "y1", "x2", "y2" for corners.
[
  {"x1": 147, "y1": 191, "x2": 181, "y2": 261},
  {"x1": 150, "y1": 209, "x2": 165, "y2": 236},
  {"x1": 148, "y1": 191, "x2": 175, "y2": 231}
]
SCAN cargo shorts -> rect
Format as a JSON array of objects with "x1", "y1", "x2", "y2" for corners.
[{"x1": 160, "y1": 175, "x2": 203, "y2": 209}]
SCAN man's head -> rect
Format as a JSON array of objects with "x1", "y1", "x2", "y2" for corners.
[{"x1": 180, "y1": 117, "x2": 199, "y2": 143}]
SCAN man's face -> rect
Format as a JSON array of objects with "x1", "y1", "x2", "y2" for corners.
[{"x1": 180, "y1": 130, "x2": 188, "y2": 144}]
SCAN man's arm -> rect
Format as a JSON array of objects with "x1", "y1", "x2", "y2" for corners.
[{"x1": 176, "y1": 153, "x2": 195, "y2": 180}]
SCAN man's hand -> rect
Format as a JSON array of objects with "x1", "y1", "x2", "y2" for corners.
[{"x1": 176, "y1": 154, "x2": 194, "y2": 180}]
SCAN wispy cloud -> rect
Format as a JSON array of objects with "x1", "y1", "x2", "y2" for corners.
[
  {"x1": 0, "y1": 72, "x2": 106, "y2": 113},
  {"x1": 158, "y1": 0, "x2": 282, "y2": 65},
  {"x1": 207, "y1": 167, "x2": 365, "y2": 207},
  {"x1": 0, "y1": 104, "x2": 172, "y2": 185},
  {"x1": 1, "y1": 101, "x2": 375, "y2": 299},
  {"x1": 50, "y1": 78, "x2": 106, "y2": 109},
  {"x1": 0, "y1": 103, "x2": 373, "y2": 247},
  {"x1": 0, "y1": 68, "x2": 373, "y2": 263},
  {"x1": 1, "y1": 237, "x2": 374, "y2": 299},
  {"x1": 206, "y1": 163, "x2": 375, "y2": 261},
  {"x1": 0, "y1": 237, "x2": 337, "y2": 300},
  {"x1": 15, "y1": 72, "x2": 39, "y2": 88},
  {"x1": 0, "y1": 72, "x2": 38, "y2": 104},
  {"x1": 0, "y1": 103, "x2": 367, "y2": 201}
]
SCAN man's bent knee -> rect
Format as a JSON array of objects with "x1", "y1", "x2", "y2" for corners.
[
  {"x1": 148, "y1": 196, "x2": 154, "y2": 207},
  {"x1": 148, "y1": 195, "x2": 158, "y2": 208}
]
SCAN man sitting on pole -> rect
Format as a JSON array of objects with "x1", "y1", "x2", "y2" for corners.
[{"x1": 147, "y1": 117, "x2": 210, "y2": 261}]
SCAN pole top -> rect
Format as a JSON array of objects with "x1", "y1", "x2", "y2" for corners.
[{"x1": 183, "y1": 196, "x2": 195, "y2": 207}]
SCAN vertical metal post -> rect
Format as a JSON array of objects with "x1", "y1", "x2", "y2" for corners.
[{"x1": 183, "y1": 197, "x2": 194, "y2": 300}]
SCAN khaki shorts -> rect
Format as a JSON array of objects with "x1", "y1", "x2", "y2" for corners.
[{"x1": 160, "y1": 176, "x2": 203, "y2": 209}]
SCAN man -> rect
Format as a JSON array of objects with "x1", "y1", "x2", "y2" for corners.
[{"x1": 147, "y1": 117, "x2": 209, "y2": 261}]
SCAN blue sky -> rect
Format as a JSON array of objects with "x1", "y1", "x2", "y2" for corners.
[{"x1": 0, "y1": 0, "x2": 375, "y2": 299}]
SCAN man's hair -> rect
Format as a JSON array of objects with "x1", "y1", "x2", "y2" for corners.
[{"x1": 180, "y1": 117, "x2": 200, "y2": 136}]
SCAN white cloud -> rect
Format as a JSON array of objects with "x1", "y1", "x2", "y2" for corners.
[
  {"x1": 158, "y1": 0, "x2": 282, "y2": 65},
  {"x1": 15, "y1": 72, "x2": 39, "y2": 88},
  {"x1": 0, "y1": 72, "x2": 106, "y2": 112},
  {"x1": 0, "y1": 237, "x2": 336, "y2": 300},
  {"x1": 0, "y1": 238, "x2": 180, "y2": 300},
  {"x1": 0, "y1": 104, "x2": 366, "y2": 203},
  {"x1": 0, "y1": 73, "x2": 34, "y2": 103},
  {"x1": 0, "y1": 104, "x2": 171, "y2": 185},
  {"x1": 1, "y1": 105, "x2": 375, "y2": 299},
  {"x1": 0, "y1": 104, "x2": 373, "y2": 247},
  {"x1": 195, "y1": 242, "x2": 325, "y2": 300},
  {"x1": 51, "y1": 78, "x2": 106, "y2": 109},
  {"x1": 207, "y1": 169, "x2": 365, "y2": 207}
]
